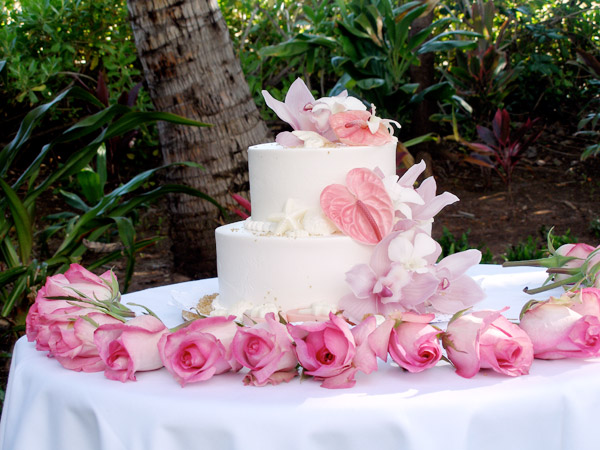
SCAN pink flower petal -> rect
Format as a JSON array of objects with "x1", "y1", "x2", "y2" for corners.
[
  {"x1": 321, "y1": 168, "x2": 394, "y2": 244},
  {"x1": 329, "y1": 111, "x2": 393, "y2": 146}
]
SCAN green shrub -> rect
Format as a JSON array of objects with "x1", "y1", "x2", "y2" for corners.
[
  {"x1": 437, "y1": 226, "x2": 493, "y2": 263},
  {"x1": 0, "y1": 85, "x2": 220, "y2": 322},
  {"x1": 0, "y1": 0, "x2": 142, "y2": 106}
]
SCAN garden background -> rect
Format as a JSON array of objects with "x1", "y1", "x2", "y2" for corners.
[{"x1": 1, "y1": 0, "x2": 599, "y2": 407}]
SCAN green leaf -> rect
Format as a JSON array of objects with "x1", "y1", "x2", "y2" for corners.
[
  {"x1": 0, "y1": 266, "x2": 28, "y2": 286},
  {"x1": 403, "y1": 133, "x2": 436, "y2": 147},
  {"x1": 0, "y1": 178, "x2": 32, "y2": 263},
  {"x1": 102, "y1": 111, "x2": 211, "y2": 141},
  {"x1": 410, "y1": 82, "x2": 455, "y2": 104},
  {"x1": 114, "y1": 216, "x2": 135, "y2": 292},
  {"x1": 109, "y1": 184, "x2": 224, "y2": 218},
  {"x1": 356, "y1": 78, "x2": 385, "y2": 90},
  {"x1": 0, "y1": 88, "x2": 70, "y2": 177},
  {"x1": 76, "y1": 167, "x2": 103, "y2": 204},
  {"x1": 418, "y1": 40, "x2": 478, "y2": 54},
  {"x1": 59, "y1": 189, "x2": 91, "y2": 212},
  {"x1": 1, "y1": 275, "x2": 27, "y2": 317}
]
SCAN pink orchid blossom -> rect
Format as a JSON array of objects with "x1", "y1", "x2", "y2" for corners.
[
  {"x1": 426, "y1": 249, "x2": 485, "y2": 314},
  {"x1": 263, "y1": 78, "x2": 374, "y2": 145},
  {"x1": 320, "y1": 168, "x2": 394, "y2": 244},
  {"x1": 341, "y1": 231, "x2": 440, "y2": 322},
  {"x1": 392, "y1": 174, "x2": 459, "y2": 233},
  {"x1": 262, "y1": 78, "x2": 317, "y2": 133}
]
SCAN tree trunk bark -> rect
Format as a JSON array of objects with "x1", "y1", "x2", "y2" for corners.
[{"x1": 127, "y1": 0, "x2": 271, "y2": 278}]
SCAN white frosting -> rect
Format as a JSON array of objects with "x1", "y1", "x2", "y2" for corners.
[
  {"x1": 295, "y1": 303, "x2": 337, "y2": 316},
  {"x1": 248, "y1": 142, "x2": 397, "y2": 222},
  {"x1": 215, "y1": 223, "x2": 373, "y2": 312}
]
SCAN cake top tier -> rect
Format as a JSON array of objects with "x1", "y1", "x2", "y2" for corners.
[{"x1": 248, "y1": 142, "x2": 397, "y2": 224}]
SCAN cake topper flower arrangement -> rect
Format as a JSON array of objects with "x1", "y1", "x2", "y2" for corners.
[{"x1": 263, "y1": 78, "x2": 399, "y2": 147}]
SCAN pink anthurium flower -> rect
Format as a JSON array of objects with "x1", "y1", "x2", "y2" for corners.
[
  {"x1": 329, "y1": 110, "x2": 395, "y2": 146},
  {"x1": 320, "y1": 168, "x2": 394, "y2": 244}
]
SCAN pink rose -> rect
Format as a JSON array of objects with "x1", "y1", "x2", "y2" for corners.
[
  {"x1": 443, "y1": 309, "x2": 534, "y2": 378},
  {"x1": 26, "y1": 264, "x2": 116, "y2": 352},
  {"x1": 158, "y1": 316, "x2": 241, "y2": 386},
  {"x1": 519, "y1": 298, "x2": 600, "y2": 359},
  {"x1": 287, "y1": 313, "x2": 385, "y2": 388},
  {"x1": 232, "y1": 313, "x2": 298, "y2": 386},
  {"x1": 385, "y1": 312, "x2": 442, "y2": 373},
  {"x1": 287, "y1": 313, "x2": 356, "y2": 388},
  {"x1": 555, "y1": 243, "x2": 598, "y2": 282},
  {"x1": 569, "y1": 288, "x2": 600, "y2": 319},
  {"x1": 94, "y1": 315, "x2": 168, "y2": 382},
  {"x1": 49, "y1": 312, "x2": 122, "y2": 372}
]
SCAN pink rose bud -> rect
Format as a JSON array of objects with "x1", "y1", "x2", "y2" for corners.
[
  {"x1": 49, "y1": 312, "x2": 122, "y2": 372},
  {"x1": 555, "y1": 243, "x2": 598, "y2": 282},
  {"x1": 158, "y1": 316, "x2": 241, "y2": 386},
  {"x1": 232, "y1": 313, "x2": 298, "y2": 386},
  {"x1": 386, "y1": 313, "x2": 442, "y2": 373},
  {"x1": 519, "y1": 298, "x2": 600, "y2": 359},
  {"x1": 568, "y1": 288, "x2": 600, "y2": 319},
  {"x1": 94, "y1": 315, "x2": 168, "y2": 382},
  {"x1": 26, "y1": 264, "x2": 116, "y2": 352},
  {"x1": 444, "y1": 309, "x2": 534, "y2": 378}
]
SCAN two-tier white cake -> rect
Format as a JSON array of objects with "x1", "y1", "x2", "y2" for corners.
[{"x1": 215, "y1": 141, "x2": 396, "y2": 316}]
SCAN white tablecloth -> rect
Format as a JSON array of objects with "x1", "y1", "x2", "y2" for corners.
[{"x1": 2, "y1": 266, "x2": 600, "y2": 450}]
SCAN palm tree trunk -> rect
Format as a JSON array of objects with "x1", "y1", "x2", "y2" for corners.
[{"x1": 127, "y1": 0, "x2": 271, "y2": 278}]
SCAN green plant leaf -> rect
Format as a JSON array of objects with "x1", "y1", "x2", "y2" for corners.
[
  {"x1": 356, "y1": 78, "x2": 385, "y2": 90},
  {"x1": 418, "y1": 40, "x2": 478, "y2": 54},
  {"x1": 76, "y1": 167, "x2": 103, "y2": 204},
  {"x1": 102, "y1": 111, "x2": 211, "y2": 141},
  {"x1": 0, "y1": 88, "x2": 70, "y2": 177},
  {"x1": 0, "y1": 178, "x2": 32, "y2": 263},
  {"x1": 59, "y1": 189, "x2": 91, "y2": 212},
  {"x1": 0, "y1": 266, "x2": 28, "y2": 286}
]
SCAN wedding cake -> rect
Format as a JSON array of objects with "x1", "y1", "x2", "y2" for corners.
[{"x1": 213, "y1": 79, "x2": 484, "y2": 321}]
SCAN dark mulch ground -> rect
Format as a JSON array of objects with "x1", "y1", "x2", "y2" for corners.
[{"x1": 432, "y1": 125, "x2": 600, "y2": 260}]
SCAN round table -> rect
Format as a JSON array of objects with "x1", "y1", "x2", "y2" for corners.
[{"x1": 1, "y1": 266, "x2": 599, "y2": 450}]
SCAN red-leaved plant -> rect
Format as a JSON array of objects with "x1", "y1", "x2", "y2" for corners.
[{"x1": 462, "y1": 109, "x2": 542, "y2": 187}]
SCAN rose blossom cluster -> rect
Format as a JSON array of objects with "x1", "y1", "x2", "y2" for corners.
[
  {"x1": 263, "y1": 78, "x2": 399, "y2": 148},
  {"x1": 26, "y1": 264, "x2": 168, "y2": 381},
  {"x1": 26, "y1": 264, "x2": 600, "y2": 387}
]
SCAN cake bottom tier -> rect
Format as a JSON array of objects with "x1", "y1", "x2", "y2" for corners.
[{"x1": 215, "y1": 222, "x2": 373, "y2": 313}]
